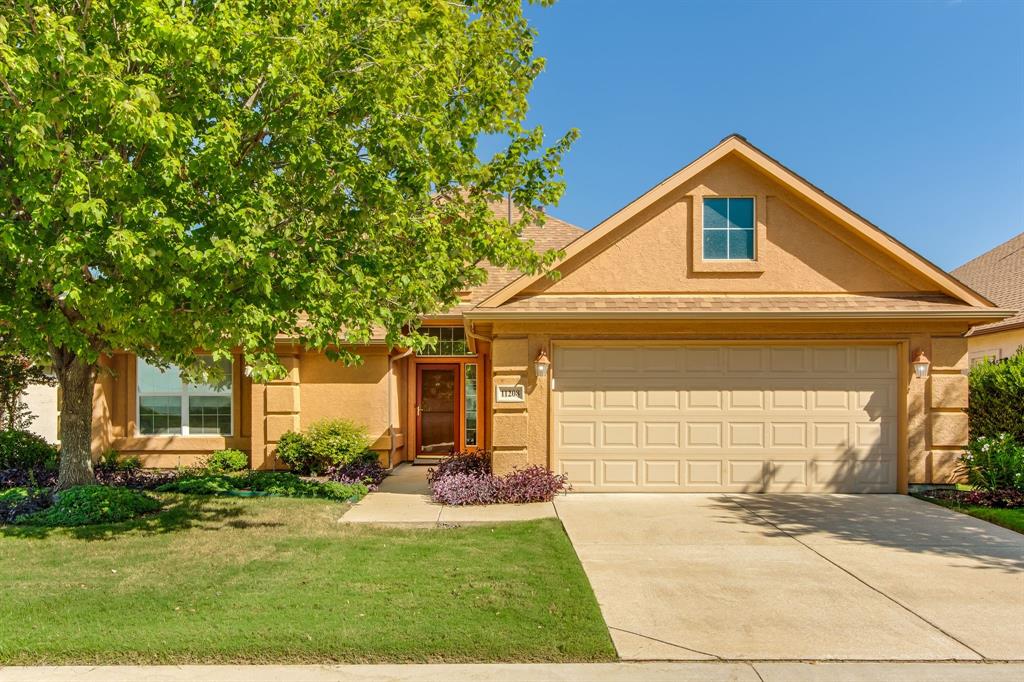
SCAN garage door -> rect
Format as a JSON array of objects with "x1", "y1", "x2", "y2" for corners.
[{"x1": 552, "y1": 345, "x2": 898, "y2": 493}]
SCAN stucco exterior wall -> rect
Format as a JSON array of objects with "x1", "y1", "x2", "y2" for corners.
[
  {"x1": 23, "y1": 383, "x2": 59, "y2": 444},
  {"x1": 486, "y1": 319, "x2": 972, "y2": 488},
  {"x1": 526, "y1": 154, "x2": 936, "y2": 296},
  {"x1": 967, "y1": 327, "x2": 1024, "y2": 364}
]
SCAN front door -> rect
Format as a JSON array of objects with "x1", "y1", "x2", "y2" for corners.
[{"x1": 416, "y1": 364, "x2": 459, "y2": 456}]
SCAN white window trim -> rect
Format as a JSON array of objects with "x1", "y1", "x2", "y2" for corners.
[
  {"x1": 136, "y1": 357, "x2": 234, "y2": 437},
  {"x1": 702, "y1": 196, "x2": 757, "y2": 261}
]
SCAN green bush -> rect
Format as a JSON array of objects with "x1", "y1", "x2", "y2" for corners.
[
  {"x1": 97, "y1": 450, "x2": 141, "y2": 471},
  {"x1": 960, "y1": 433, "x2": 1024, "y2": 493},
  {"x1": 157, "y1": 474, "x2": 238, "y2": 495},
  {"x1": 968, "y1": 348, "x2": 1024, "y2": 446},
  {"x1": 15, "y1": 485, "x2": 161, "y2": 527},
  {"x1": 156, "y1": 471, "x2": 368, "y2": 501},
  {"x1": 276, "y1": 419, "x2": 371, "y2": 475},
  {"x1": 0, "y1": 429, "x2": 58, "y2": 470},
  {"x1": 203, "y1": 449, "x2": 249, "y2": 473}
]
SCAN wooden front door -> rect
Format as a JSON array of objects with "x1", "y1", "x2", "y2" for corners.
[{"x1": 416, "y1": 364, "x2": 459, "y2": 456}]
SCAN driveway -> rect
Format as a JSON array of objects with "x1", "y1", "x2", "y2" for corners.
[{"x1": 555, "y1": 494, "x2": 1024, "y2": 661}]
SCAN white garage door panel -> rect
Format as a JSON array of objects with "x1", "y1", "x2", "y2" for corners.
[{"x1": 552, "y1": 345, "x2": 898, "y2": 493}]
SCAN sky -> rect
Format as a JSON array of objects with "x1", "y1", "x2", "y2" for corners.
[{"x1": 505, "y1": 0, "x2": 1024, "y2": 271}]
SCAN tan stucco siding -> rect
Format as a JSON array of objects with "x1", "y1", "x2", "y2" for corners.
[
  {"x1": 967, "y1": 327, "x2": 1024, "y2": 364},
  {"x1": 486, "y1": 319, "x2": 971, "y2": 489},
  {"x1": 529, "y1": 155, "x2": 936, "y2": 296}
]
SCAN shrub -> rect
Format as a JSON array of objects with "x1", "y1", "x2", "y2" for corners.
[
  {"x1": 94, "y1": 467, "x2": 178, "y2": 490},
  {"x1": 277, "y1": 419, "x2": 371, "y2": 475},
  {"x1": 157, "y1": 474, "x2": 238, "y2": 495},
  {"x1": 204, "y1": 449, "x2": 249, "y2": 473},
  {"x1": 1, "y1": 466, "x2": 57, "y2": 490},
  {"x1": 157, "y1": 471, "x2": 369, "y2": 501},
  {"x1": 968, "y1": 348, "x2": 1024, "y2": 446},
  {"x1": 0, "y1": 429, "x2": 58, "y2": 470},
  {"x1": 959, "y1": 433, "x2": 1024, "y2": 493},
  {"x1": 921, "y1": 487, "x2": 1024, "y2": 509},
  {"x1": 96, "y1": 450, "x2": 142, "y2": 472},
  {"x1": 427, "y1": 451, "x2": 570, "y2": 505},
  {"x1": 0, "y1": 487, "x2": 51, "y2": 524},
  {"x1": 14, "y1": 485, "x2": 161, "y2": 527},
  {"x1": 325, "y1": 452, "x2": 388, "y2": 490},
  {"x1": 498, "y1": 465, "x2": 571, "y2": 504},
  {"x1": 274, "y1": 430, "x2": 315, "y2": 474}
]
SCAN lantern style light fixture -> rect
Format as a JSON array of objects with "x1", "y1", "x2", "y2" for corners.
[
  {"x1": 534, "y1": 349, "x2": 551, "y2": 377},
  {"x1": 912, "y1": 350, "x2": 930, "y2": 379}
]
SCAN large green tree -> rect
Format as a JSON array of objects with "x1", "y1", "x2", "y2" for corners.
[{"x1": 0, "y1": 0, "x2": 574, "y2": 488}]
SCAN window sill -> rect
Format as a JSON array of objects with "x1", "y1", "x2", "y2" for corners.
[
  {"x1": 113, "y1": 435, "x2": 245, "y2": 452},
  {"x1": 692, "y1": 259, "x2": 765, "y2": 273}
]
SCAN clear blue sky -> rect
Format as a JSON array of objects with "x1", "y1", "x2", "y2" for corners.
[{"x1": 512, "y1": 0, "x2": 1024, "y2": 271}]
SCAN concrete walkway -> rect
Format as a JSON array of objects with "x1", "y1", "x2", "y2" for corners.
[
  {"x1": 555, "y1": 493, "x2": 1024, "y2": 662},
  {"x1": 341, "y1": 464, "x2": 555, "y2": 525},
  {"x1": 5, "y1": 662, "x2": 1024, "y2": 681}
]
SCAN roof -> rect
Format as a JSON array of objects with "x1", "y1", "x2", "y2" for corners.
[
  {"x1": 464, "y1": 294, "x2": 1011, "y2": 321},
  {"x1": 476, "y1": 135, "x2": 997, "y2": 310},
  {"x1": 431, "y1": 198, "x2": 585, "y2": 317},
  {"x1": 952, "y1": 231, "x2": 1024, "y2": 336}
]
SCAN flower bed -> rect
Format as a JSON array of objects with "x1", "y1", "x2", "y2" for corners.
[
  {"x1": 917, "y1": 487, "x2": 1024, "y2": 509},
  {"x1": 427, "y1": 452, "x2": 569, "y2": 506}
]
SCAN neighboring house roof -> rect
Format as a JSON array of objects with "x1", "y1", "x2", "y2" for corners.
[
  {"x1": 476, "y1": 135, "x2": 997, "y2": 311},
  {"x1": 951, "y1": 231, "x2": 1024, "y2": 336},
  {"x1": 464, "y1": 293, "x2": 1003, "y2": 321}
]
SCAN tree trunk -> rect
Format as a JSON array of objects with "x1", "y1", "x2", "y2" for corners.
[{"x1": 53, "y1": 349, "x2": 97, "y2": 490}]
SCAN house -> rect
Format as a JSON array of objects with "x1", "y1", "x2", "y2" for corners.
[
  {"x1": 90, "y1": 135, "x2": 1011, "y2": 493},
  {"x1": 951, "y1": 232, "x2": 1024, "y2": 364}
]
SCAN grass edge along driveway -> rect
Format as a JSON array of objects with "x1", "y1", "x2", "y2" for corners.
[
  {"x1": 0, "y1": 495, "x2": 615, "y2": 664},
  {"x1": 912, "y1": 493, "x2": 1024, "y2": 534}
]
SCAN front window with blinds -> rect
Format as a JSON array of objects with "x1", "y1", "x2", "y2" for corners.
[
  {"x1": 137, "y1": 357, "x2": 233, "y2": 436},
  {"x1": 417, "y1": 327, "x2": 471, "y2": 356}
]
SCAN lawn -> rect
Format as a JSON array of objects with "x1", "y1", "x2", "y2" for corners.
[
  {"x1": 0, "y1": 495, "x2": 615, "y2": 664},
  {"x1": 914, "y1": 494, "x2": 1024, "y2": 534}
]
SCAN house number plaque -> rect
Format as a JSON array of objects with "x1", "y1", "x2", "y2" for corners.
[{"x1": 494, "y1": 384, "x2": 526, "y2": 403}]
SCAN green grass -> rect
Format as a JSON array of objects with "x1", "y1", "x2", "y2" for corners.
[
  {"x1": 915, "y1": 494, "x2": 1024, "y2": 534},
  {"x1": 0, "y1": 495, "x2": 615, "y2": 664}
]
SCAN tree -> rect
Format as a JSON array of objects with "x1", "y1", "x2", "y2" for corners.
[{"x1": 0, "y1": 0, "x2": 575, "y2": 488}]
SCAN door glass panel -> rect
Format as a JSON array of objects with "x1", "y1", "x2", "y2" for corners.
[
  {"x1": 464, "y1": 364, "x2": 477, "y2": 447},
  {"x1": 420, "y1": 368, "x2": 456, "y2": 455}
]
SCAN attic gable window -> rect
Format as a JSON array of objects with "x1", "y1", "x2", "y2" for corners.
[{"x1": 703, "y1": 197, "x2": 755, "y2": 260}]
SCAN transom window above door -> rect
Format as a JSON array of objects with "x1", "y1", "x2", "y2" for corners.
[
  {"x1": 703, "y1": 197, "x2": 755, "y2": 260},
  {"x1": 137, "y1": 357, "x2": 233, "y2": 436},
  {"x1": 417, "y1": 327, "x2": 472, "y2": 356}
]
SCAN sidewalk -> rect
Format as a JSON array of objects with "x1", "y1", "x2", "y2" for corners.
[
  {"x1": 4, "y1": 662, "x2": 1024, "y2": 682},
  {"x1": 340, "y1": 464, "x2": 556, "y2": 525}
]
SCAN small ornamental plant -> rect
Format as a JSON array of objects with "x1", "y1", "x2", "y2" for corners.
[
  {"x1": 427, "y1": 451, "x2": 570, "y2": 506},
  {"x1": 959, "y1": 433, "x2": 1024, "y2": 494},
  {"x1": 14, "y1": 485, "x2": 162, "y2": 527}
]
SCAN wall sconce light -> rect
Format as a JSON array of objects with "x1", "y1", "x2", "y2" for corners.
[
  {"x1": 912, "y1": 350, "x2": 930, "y2": 379},
  {"x1": 534, "y1": 349, "x2": 551, "y2": 377}
]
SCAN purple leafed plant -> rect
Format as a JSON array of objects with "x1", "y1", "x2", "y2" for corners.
[
  {"x1": 325, "y1": 457, "x2": 388, "y2": 491},
  {"x1": 427, "y1": 451, "x2": 570, "y2": 505},
  {"x1": 924, "y1": 487, "x2": 1024, "y2": 509},
  {"x1": 498, "y1": 465, "x2": 571, "y2": 504},
  {"x1": 0, "y1": 467, "x2": 57, "y2": 490}
]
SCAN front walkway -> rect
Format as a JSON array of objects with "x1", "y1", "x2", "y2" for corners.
[
  {"x1": 5, "y1": 662, "x2": 1024, "y2": 681},
  {"x1": 556, "y1": 493, "x2": 1024, "y2": 662},
  {"x1": 341, "y1": 464, "x2": 556, "y2": 525}
]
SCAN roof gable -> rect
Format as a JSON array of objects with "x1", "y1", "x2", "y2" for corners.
[{"x1": 476, "y1": 135, "x2": 995, "y2": 309}]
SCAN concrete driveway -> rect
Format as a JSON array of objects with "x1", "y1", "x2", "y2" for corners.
[{"x1": 555, "y1": 494, "x2": 1024, "y2": 661}]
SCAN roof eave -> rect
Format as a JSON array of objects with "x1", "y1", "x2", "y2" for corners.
[{"x1": 464, "y1": 309, "x2": 1015, "y2": 322}]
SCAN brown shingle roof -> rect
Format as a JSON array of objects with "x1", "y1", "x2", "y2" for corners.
[
  {"x1": 952, "y1": 232, "x2": 1024, "y2": 335},
  {"x1": 431, "y1": 198, "x2": 585, "y2": 317},
  {"x1": 466, "y1": 294, "x2": 1008, "y2": 321}
]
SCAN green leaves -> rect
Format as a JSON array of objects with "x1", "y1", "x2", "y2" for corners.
[{"x1": 1, "y1": 0, "x2": 573, "y2": 381}]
